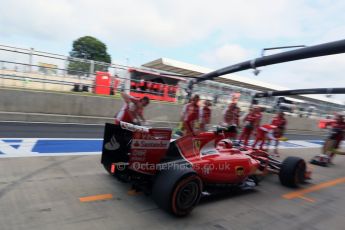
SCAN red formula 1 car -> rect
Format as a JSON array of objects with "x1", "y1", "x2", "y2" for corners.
[
  {"x1": 102, "y1": 39, "x2": 345, "y2": 216},
  {"x1": 101, "y1": 122, "x2": 310, "y2": 216}
]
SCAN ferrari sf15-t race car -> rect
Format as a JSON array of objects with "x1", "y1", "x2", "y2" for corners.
[
  {"x1": 101, "y1": 122, "x2": 310, "y2": 216},
  {"x1": 101, "y1": 39, "x2": 345, "y2": 216}
]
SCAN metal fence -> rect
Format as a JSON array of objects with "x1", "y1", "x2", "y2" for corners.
[
  {"x1": 0, "y1": 44, "x2": 344, "y2": 117},
  {"x1": 0, "y1": 44, "x2": 258, "y2": 105}
]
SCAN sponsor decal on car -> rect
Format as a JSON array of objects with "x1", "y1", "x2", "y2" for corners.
[
  {"x1": 131, "y1": 140, "x2": 170, "y2": 149},
  {"x1": 130, "y1": 149, "x2": 147, "y2": 161},
  {"x1": 104, "y1": 136, "x2": 120, "y2": 151},
  {"x1": 235, "y1": 166, "x2": 245, "y2": 176}
]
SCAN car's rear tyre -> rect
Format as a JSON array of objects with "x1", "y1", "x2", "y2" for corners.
[
  {"x1": 152, "y1": 167, "x2": 202, "y2": 216},
  {"x1": 279, "y1": 156, "x2": 306, "y2": 187}
]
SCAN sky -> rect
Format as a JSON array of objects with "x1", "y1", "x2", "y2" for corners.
[{"x1": 1, "y1": 0, "x2": 345, "y2": 102}]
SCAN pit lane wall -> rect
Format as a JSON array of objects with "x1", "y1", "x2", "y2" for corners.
[{"x1": 0, "y1": 87, "x2": 322, "y2": 132}]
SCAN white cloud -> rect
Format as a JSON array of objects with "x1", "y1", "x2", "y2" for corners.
[
  {"x1": 2, "y1": 0, "x2": 343, "y2": 47},
  {"x1": 1, "y1": 0, "x2": 345, "y2": 102},
  {"x1": 200, "y1": 44, "x2": 252, "y2": 67}
]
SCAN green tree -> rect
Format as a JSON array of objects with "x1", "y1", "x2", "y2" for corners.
[{"x1": 67, "y1": 36, "x2": 112, "y2": 76}]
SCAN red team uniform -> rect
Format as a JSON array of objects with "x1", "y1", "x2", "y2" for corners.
[
  {"x1": 252, "y1": 124, "x2": 277, "y2": 150},
  {"x1": 325, "y1": 117, "x2": 345, "y2": 149},
  {"x1": 318, "y1": 114, "x2": 345, "y2": 162},
  {"x1": 252, "y1": 112, "x2": 287, "y2": 154},
  {"x1": 115, "y1": 93, "x2": 149, "y2": 125},
  {"x1": 239, "y1": 110, "x2": 257, "y2": 146},
  {"x1": 182, "y1": 102, "x2": 200, "y2": 135},
  {"x1": 271, "y1": 114, "x2": 287, "y2": 138},
  {"x1": 115, "y1": 97, "x2": 143, "y2": 124},
  {"x1": 223, "y1": 103, "x2": 240, "y2": 127},
  {"x1": 199, "y1": 106, "x2": 211, "y2": 131},
  {"x1": 254, "y1": 108, "x2": 262, "y2": 131}
]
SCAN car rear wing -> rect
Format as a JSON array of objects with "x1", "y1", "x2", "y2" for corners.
[{"x1": 101, "y1": 122, "x2": 172, "y2": 175}]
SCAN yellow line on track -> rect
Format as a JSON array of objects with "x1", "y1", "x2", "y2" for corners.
[
  {"x1": 282, "y1": 177, "x2": 345, "y2": 200},
  {"x1": 296, "y1": 195, "x2": 315, "y2": 203},
  {"x1": 79, "y1": 194, "x2": 113, "y2": 202}
]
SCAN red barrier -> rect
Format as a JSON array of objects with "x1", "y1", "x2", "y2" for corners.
[
  {"x1": 94, "y1": 71, "x2": 111, "y2": 95},
  {"x1": 113, "y1": 77, "x2": 120, "y2": 95},
  {"x1": 129, "y1": 80, "x2": 177, "y2": 102},
  {"x1": 319, "y1": 119, "x2": 335, "y2": 129}
]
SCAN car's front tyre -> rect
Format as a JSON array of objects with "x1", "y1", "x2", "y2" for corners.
[{"x1": 279, "y1": 156, "x2": 306, "y2": 187}]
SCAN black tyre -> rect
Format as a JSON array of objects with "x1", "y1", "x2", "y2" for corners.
[
  {"x1": 279, "y1": 156, "x2": 306, "y2": 187},
  {"x1": 152, "y1": 167, "x2": 202, "y2": 216}
]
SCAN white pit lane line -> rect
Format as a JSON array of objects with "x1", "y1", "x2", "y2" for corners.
[
  {"x1": 0, "y1": 138, "x2": 334, "y2": 158},
  {"x1": 0, "y1": 138, "x2": 102, "y2": 158}
]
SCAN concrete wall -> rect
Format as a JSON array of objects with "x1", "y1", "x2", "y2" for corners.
[{"x1": 0, "y1": 87, "x2": 322, "y2": 132}]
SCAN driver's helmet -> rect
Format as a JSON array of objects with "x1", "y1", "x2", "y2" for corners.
[{"x1": 217, "y1": 139, "x2": 233, "y2": 149}]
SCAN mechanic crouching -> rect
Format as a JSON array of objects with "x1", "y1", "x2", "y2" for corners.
[
  {"x1": 114, "y1": 92, "x2": 150, "y2": 125},
  {"x1": 323, "y1": 114, "x2": 345, "y2": 163},
  {"x1": 252, "y1": 111, "x2": 287, "y2": 157}
]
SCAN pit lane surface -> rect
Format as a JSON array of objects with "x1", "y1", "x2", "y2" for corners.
[
  {"x1": 0, "y1": 148, "x2": 344, "y2": 230},
  {"x1": 0, "y1": 121, "x2": 325, "y2": 140},
  {"x1": 1, "y1": 121, "x2": 344, "y2": 230},
  {"x1": 0, "y1": 121, "x2": 328, "y2": 158}
]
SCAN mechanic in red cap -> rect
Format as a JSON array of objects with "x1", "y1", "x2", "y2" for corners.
[
  {"x1": 271, "y1": 111, "x2": 287, "y2": 155},
  {"x1": 199, "y1": 100, "x2": 212, "y2": 131},
  {"x1": 181, "y1": 94, "x2": 200, "y2": 135},
  {"x1": 238, "y1": 107, "x2": 257, "y2": 146},
  {"x1": 114, "y1": 92, "x2": 150, "y2": 125}
]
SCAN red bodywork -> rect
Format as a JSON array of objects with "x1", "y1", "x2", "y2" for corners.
[
  {"x1": 103, "y1": 122, "x2": 311, "y2": 188},
  {"x1": 175, "y1": 132, "x2": 260, "y2": 184},
  {"x1": 128, "y1": 126, "x2": 264, "y2": 184}
]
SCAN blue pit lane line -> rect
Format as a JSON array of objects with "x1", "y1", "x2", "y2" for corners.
[
  {"x1": 32, "y1": 140, "x2": 102, "y2": 153},
  {"x1": 0, "y1": 138, "x2": 326, "y2": 158}
]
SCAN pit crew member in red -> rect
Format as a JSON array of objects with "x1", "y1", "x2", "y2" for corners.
[
  {"x1": 199, "y1": 100, "x2": 212, "y2": 131},
  {"x1": 239, "y1": 108, "x2": 257, "y2": 146},
  {"x1": 271, "y1": 112, "x2": 287, "y2": 154},
  {"x1": 252, "y1": 124, "x2": 278, "y2": 151},
  {"x1": 182, "y1": 95, "x2": 200, "y2": 135},
  {"x1": 223, "y1": 102, "x2": 240, "y2": 127},
  {"x1": 324, "y1": 114, "x2": 345, "y2": 161},
  {"x1": 115, "y1": 92, "x2": 150, "y2": 125},
  {"x1": 254, "y1": 107, "x2": 263, "y2": 130}
]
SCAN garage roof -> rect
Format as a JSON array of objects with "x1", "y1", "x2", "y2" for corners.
[{"x1": 142, "y1": 58, "x2": 343, "y2": 106}]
